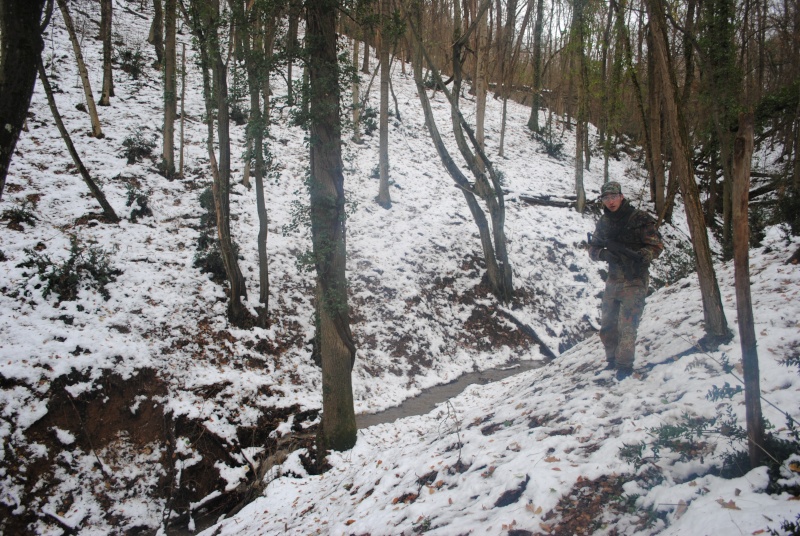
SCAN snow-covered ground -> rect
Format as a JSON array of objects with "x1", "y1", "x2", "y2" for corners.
[{"x1": 1, "y1": 1, "x2": 798, "y2": 534}]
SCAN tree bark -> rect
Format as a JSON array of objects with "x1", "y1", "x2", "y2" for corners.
[
  {"x1": 572, "y1": 0, "x2": 588, "y2": 212},
  {"x1": 526, "y1": 0, "x2": 544, "y2": 132},
  {"x1": 408, "y1": 0, "x2": 512, "y2": 302},
  {"x1": 306, "y1": 0, "x2": 357, "y2": 453},
  {"x1": 57, "y1": 0, "x2": 104, "y2": 139},
  {"x1": 474, "y1": 1, "x2": 488, "y2": 170},
  {"x1": 376, "y1": 0, "x2": 392, "y2": 208},
  {"x1": 187, "y1": 0, "x2": 251, "y2": 327},
  {"x1": 149, "y1": 0, "x2": 164, "y2": 69},
  {"x1": 162, "y1": 0, "x2": 177, "y2": 177},
  {"x1": 645, "y1": 0, "x2": 731, "y2": 344},
  {"x1": 99, "y1": 0, "x2": 114, "y2": 105},
  {"x1": 239, "y1": 0, "x2": 271, "y2": 326},
  {"x1": 352, "y1": 39, "x2": 361, "y2": 143},
  {"x1": 732, "y1": 111, "x2": 764, "y2": 468},
  {"x1": 37, "y1": 57, "x2": 118, "y2": 222},
  {"x1": 0, "y1": 0, "x2": 46, "y2": 199}
]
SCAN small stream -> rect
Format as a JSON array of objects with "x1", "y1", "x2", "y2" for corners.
[{"x1": 356, "y1": 360, "x2": 547, "y2": 429}]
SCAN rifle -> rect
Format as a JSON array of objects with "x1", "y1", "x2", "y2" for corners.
[{"x1": 587, "y1": 233, "x2": 647, "y2": 279}]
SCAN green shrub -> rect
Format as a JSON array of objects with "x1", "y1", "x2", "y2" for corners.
[
  {"x1": 17, "y1": 236, "x2": 121, "y2": 302},
  {"x1": 361, "y1": 106, "x2": 378, "y2": 136},
  {"x1": 117, "y1": 44, "x2": 146, "y2": 80},
  {"x1": 1, "y1": 200, "x2": 38, "y2": 229},
  {"x1": 122, "y1": 130, "x2": 156, "y2": 164},
  {"x1": 125, "y1": 184, "x2": 152, "y2": 223}
]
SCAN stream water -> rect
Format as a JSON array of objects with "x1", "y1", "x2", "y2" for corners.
[{"x1": 355, "y1": 360, "x2": 547, "y2": 429}]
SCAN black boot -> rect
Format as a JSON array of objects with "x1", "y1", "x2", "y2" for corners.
[
  {"x1": 615, "y1": 366, "x2": 633, "y2": 381},
  {"x1": 603, "y1": 360, "x2": 616, "y2": 371}
]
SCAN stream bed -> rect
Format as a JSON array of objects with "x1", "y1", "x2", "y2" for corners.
[{"x1": 356, "y1": 360, "x2": 547, "y2": 429}]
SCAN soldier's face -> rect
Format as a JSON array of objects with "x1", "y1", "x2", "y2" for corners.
[{"x1": 602, "y1": 193, "x2": 623, "y2": 212}]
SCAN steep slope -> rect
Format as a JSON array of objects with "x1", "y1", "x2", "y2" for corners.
[{"x1": 1, "y1": 2, "x2": 797, "y2": 535}]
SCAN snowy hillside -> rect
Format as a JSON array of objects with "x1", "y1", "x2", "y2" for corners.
[{"x1": 0, "y1": 1, "x2": 799, "y2": 535}]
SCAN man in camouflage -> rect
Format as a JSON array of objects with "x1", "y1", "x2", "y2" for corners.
[{"x1": 588, "y1": 182, "x2": 663, "y2": 380}]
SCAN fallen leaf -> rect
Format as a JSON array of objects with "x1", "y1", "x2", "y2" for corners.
[
  {"x1": 448, "y1": 497, "x2": 453, "y2": 505},
  {"x1": 544, "y1": 456, "x2": 560, "y2": 463},
  {"x1": 752, "y1": 530, "x2": 766, "y2": 535},
  {"x1": 675, "y1": 499, "x2": 688, "y2": 519},
  {"x1": 789, "y1": 462, "x2": 800, "y2": 473},
  {"x1": 717, "y1": 499, "x2": 741, "y2": 510},
  {"x1": 540, "y1": 522, "x2": 552, "y2": 533},
  {"x1": 345, "y1": 520, "x2": 356, "y2": 526},
  {"x1": 735, "y1": 488, "x2": 741, "y2": 496}
]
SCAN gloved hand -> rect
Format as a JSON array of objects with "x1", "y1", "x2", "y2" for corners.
[{"x1": 599, "y1": 249, "x2": 621, "y2": 263}]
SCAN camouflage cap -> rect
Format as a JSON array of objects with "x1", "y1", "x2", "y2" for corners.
[{"x1": 600, "y1": 181, "x2": 622, "y2": 198}]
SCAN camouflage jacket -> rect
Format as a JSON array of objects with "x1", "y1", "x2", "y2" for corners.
[{"x1": 588, "y1": 199, "x2": 663, "y2": 281}]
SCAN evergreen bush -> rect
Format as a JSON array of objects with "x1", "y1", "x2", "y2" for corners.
[{"x1": 17, "y1": 236, "x2": 121, "y2": 302}]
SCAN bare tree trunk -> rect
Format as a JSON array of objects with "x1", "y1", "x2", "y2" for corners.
[
  {"x1": 286, "y1": 0, "x2": 300, "y2": 106},
  {"x1": 732, "y1": 111, "x2": 764, "y2": 468},
  {"x1": 649, "y1": 30, "x2": 665, "y2": 214},
  {"x1": 646, "y1": 0, "x2": 730, "y2": 344},
  {"x1": 0, "y1": 0, "x2": 46, "y2": 199},
  {"x1": 307, "y1": 0, "x2": 357, "y2": 454},
  {"x1": 57, "y1": 0, "x2": 104, "y2": 139},
  {"x1": 187, "y1": 0, "x2": 251, "y2": 327},
  {"x1": 37, "y1": 57, "x2": 118, "y2": 222},
  {"x1": 572, "y1": 0, "x2": 588, "y2": 212},
  {"x1": 376, "y1": 0, "x2": 392, "y2": 208},
  {"x1": 474, "y1": 2, "x2": 488, "y2": 170},
  {"x1": 162, "y1": 0, "x2": 177, "y2": 177},
  {"x1": 99, "y1": 0, "x2": 114, "y2": 106},
  {"x1": 526, "y1": 0, "x2": 544, "y2": 132},
  {"x1": 149, "y1": 0, "x2": 164, "y2": 69},
  {"x1": 408, "y1": 0, "x2": 513, "y2": 302},
  {"x1": 179, "y1": 42, "x2": 186, "y2": 177},
  {"x1": 239, "y1": 0, "x2": 272, "y2": 326},
  {"x1": 352, "y1": 39, "x2": 361, "y2": 143}
]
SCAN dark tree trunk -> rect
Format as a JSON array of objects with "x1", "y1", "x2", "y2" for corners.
[
  {"x1": 149, "y1": 0, "x2": 164, "y2": 69},
  {"x1": 306, "y1": 0, "x2": 357, "y2": 453},
  {"x1": 732, "y1": 112, "x2": 764, "y2": 468},
  {"x1": 162, "y1": 0, "x2": 177, "y2": 177},
  {"x1": 646, "y1": 0, "x2": 731, "y2": 344},
  {"x1": 376, "y1": 0, "x2": 392, "y2": 208},
  {"x1": 526, "y1": 0, "x2": 544, "y2": 132},
  {"x1": 99, "y1": 0, "x2": 114, "y2": 105},
  {"x1": 187, "y1": 0, "x2": 251, "y2": 327},
  {"x1": 0, "y1": 0, "x2": 46, "y2": 199},
  {"x1": 37, "y1": 58, "x2": 119, "y2": 222}
]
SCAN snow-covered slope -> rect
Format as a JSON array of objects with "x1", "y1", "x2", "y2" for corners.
[{"x1": 1, "y1": 1, "x2": 798, "y2": 534}]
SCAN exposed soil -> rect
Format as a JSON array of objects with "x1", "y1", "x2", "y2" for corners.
[{"x1": 0, "y1": 368, "x2": 317, "y2": 535}]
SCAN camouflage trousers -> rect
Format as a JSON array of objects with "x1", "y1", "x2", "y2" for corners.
[{"x1": 599, "y1": 276, "x2": 647, "y2": 368}]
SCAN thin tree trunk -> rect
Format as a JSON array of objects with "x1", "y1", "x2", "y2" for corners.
[
  {"x1": 475, "y1": 2, "x2": 488, "y2": 170},
  {"x1": 408, "y1": 0, "x2": 512, "y2": 302},
  {"x1": 149, "y1": 0, "x2": 164, "y2": 69},
  {"x1": 352, "y1": 39, "x2": 361, "y2": 143},
  {"x1": 240, "y1": 0, "x2": 271, "y2": 325},
  {"x1": 57, "y1": 0, "x2": 104, "y2": 139},
  {"x1": 188, "y1": 0, "x2": 251, "y2": 327},
  {"x1": 732, "y1": 111, "x2": 764, "y2": 468},
  {"x1": 37, "y1": 57, "x2": 118, "y2": 222},
  {"x1": 0, "y1": 0, "x2": 46, "y2": 199},
  {"x1": 572, "y1": 0, "x2": 588, "y2": 212},
  {"x1": 99, "y1": 0, "x2": 114, "y2": 105},
  {"x1": 526, "y1": 0, "x2": 544, "y2": 132},
  {"x1": 646, "y1": 0, "x2": 730, "y2": 344},
  {"x1": 649, "y1": 29, "x2": 665, "y2": 214},
  {"x1": 179, "y1": 42, "x2": 186, "y2": 178},
  {"x1": 307, "y1": 0, "x2": 357, "y2": 454},
  {"x1": 162, "y1": 0, "x2": 177, "y2": 177},
  {"x1": 377, "y1": 0, "x2": 392, "y2": 208}
]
